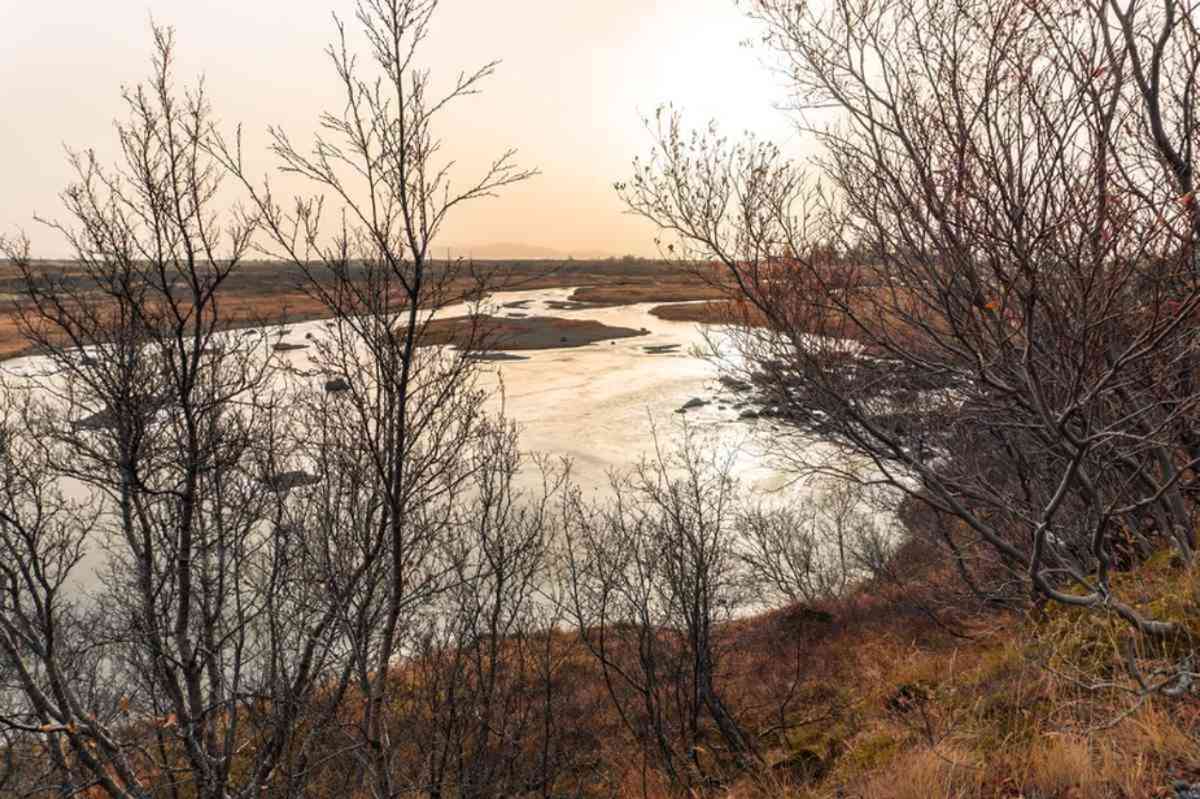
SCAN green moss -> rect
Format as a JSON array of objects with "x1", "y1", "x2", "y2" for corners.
[
  {"x1": 792, "y1": 681, "x2": 849, "y2": 707},
  {"x1": 1031, "y1": 551, "x2": 1200, "y2": 677},
  {"x1": 782, "y1": 714, "x2": 859, "y2": 782},
  {"x1": 970, "y1": 690, "x2": 1048, "y2": 750},
  {"x1": 839, "y1": 731, "x2": 900, "y2": 776}
]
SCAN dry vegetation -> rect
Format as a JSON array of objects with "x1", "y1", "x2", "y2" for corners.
[
  {"x1": 5, "y1": 0, "x2": 1200, "y2": 795},
  {"x1": 568, "y1": 281, "x2": 727, "y2": 306},
  {"x1": 0, "y1": 258, "x2": 714, "y2": 360},
  {"x1": 30, "y1": 542, "x2": 1192, "y2": 799},
  {"x1": 421, "y1": 313, "x2": 647, "y2": 350}
]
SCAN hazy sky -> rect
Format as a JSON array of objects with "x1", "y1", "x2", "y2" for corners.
[{"x1": 1, "y1": 1, "x2": 801, "y2": 259}]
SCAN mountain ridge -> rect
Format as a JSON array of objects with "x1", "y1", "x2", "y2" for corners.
[{"x1": 436, "y1": 242, "x2": 616, "y2": 260}]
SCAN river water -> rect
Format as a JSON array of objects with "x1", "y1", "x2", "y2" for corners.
[
  {"x1": 254, "y1": 285, "x2": 806, "y2": 497},
  {"x1": 1, "y1": 286, "x2": 872, "y2": 591},
  {"x1": 0, "y1": 286, "x2": 829, "y2": 497}
]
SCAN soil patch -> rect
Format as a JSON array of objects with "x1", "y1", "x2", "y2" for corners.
[
  {"x1": 464, "y1": 352, "x2": 531, "y2": 362},
  {"x1": 422, "y1": 315, "x2": 647, "y2": 351},
  {"x1": 0, "y1": 259, "x2": 710, "y2": 361}
]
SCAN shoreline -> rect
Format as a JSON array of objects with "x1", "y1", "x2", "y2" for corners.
[{"x1": 0, "y1": 261, "x2": 728, "y2": 361}]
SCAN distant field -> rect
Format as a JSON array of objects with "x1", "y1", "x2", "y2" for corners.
[
  {"x1": 650, "y1": 300, "x2": 740, "y2": 324},
  {"x1": 0, "y1": 258, "x2": 713, "y2": 360}
]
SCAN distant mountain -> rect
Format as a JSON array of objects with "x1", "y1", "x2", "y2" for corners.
[{"x1": 436, "y1": 242, "x2": 614, "y2": 261}]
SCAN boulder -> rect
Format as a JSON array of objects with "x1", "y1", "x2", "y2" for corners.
[
  {"x1": 264, "y1": 471, "x2": 321, "y2": 493},
  {"x1": 72, "y1": 409, "x2": 117, "y2": 432},
  {"x1": 1173, "y1": 781, "x2": 1200, "y2": 799}
]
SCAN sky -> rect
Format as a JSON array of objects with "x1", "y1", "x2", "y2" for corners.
[{"x1": 0, "y1": 0, "x2": 800, "y2": 259}]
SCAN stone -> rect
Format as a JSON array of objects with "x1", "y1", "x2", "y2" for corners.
[
  {"x1": 264, "y1": 471, "x2": 321, "y2": 493},
  {"x1": 72, "y1": 409, "x2": 116, "y2": 432},
  {"x1": 1173, "y1": 781, "x2": 1200, "y2": 799}
]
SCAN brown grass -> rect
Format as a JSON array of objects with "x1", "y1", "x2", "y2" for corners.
[
  {"x1": 649, "y1": 300, "x2": 757, "y2": 325},
  {"x1": 15, "y1": 545, "x2": 1200, "y2": 798},
  {"x1": 0, "y1": 259, "x2": 714, "y2": 361},
  {"x1": 420, "y1": 314, "x2": 647, "y2": 350},
  {"x1": 569, "y1": 282, "x2": 728, "y2": 305}
]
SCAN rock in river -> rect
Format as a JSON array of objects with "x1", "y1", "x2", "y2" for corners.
[{"x1": 676, "y1": 397, "x2": 709, "y2": 413}]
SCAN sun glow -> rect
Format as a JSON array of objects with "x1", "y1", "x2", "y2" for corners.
[
  {"x1": 636, "y1": 4, "x2": 795, "y2": 144},
  {"x1": 1, "y1": 0, "x2": 802, "y2": 259}
]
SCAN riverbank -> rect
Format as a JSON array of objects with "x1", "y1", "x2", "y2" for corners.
[
  {"x1": 0, "y1": 259, "x2": 723, "y2": 360},
  {"x1": 422, "y1": 314, "x2": 648, "y2": 350}
]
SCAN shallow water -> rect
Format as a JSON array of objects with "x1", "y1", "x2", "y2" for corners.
[
  {"x1": 238, "y1": 285, "x2": 805, "y2": 496},
  {"x1": 1, "y1": 287, "x2": 876, "y2": 592},
  {"x1": 0, "y1": 287, "x2": 824, "y2": 495}
]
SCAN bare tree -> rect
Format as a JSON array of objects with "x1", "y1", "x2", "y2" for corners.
[
  {"x1": 620, "y1": 0, "x2": 1200, "y2": 649},
  {"x1": 0, "y1": 26, "x2": 357, "y2": 799},
  {"x1": 210, "y1": 1, "x2": 539, "y2": 796}
]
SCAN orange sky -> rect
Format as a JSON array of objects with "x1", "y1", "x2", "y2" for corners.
[{"x1": 1, "y1": 1, "x2": 800, "y2": 259}]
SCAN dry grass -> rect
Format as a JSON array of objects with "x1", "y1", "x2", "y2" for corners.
[
  {"x1": 11, "y1": 549, "x2": 1199, "y2": 797},
  {"x1": 853, "y1": 747, "x2": 985, "y2": 799},
  {"x1": 0, "y1": 259, "x2": 713, "y2": 361},
  {"x1": 649, "y1": 300, "x2": 754, "y2": 325},
  {"x1": 420, "y1": 314, "x2": 647, "y2": 350},
  {"x1": 569, "y1": 282, "x2": 728, "y2": 305},
  {"x1": 648, "y1": 284, "x2": 947, "y2": 357}
]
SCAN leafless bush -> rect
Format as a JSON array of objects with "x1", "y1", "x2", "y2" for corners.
[
  {"x1": 386, "y1": 438, "x2": 569, "y2": 798},
  {"x1": 559, "y1": 428, "x2": 758, "y2": 789},
  {"x1": 738, "y1": 478, "x2": 896, "y2": 606},
  {"x1": 209, "y1": 1, "x2": 542, "y2": 795},
  {"x1": 0, "y1": 24, "x2": 358, "y2": 798}
]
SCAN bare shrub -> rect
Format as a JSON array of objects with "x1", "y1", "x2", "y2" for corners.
[
  {"x1": 0, "y1": 26, "x2": 348, "y2": 798},
  {"x1": 560, "y1": 427, "x2": 759, "y2": 789},
  {"x1": 210, "y1": 1, "x2": 543, "y2": 795},
  {"x1": 0, "y1": 2, "x2": 552, "y2": 795},
  {"x1": 737, "y1": 478, "x2": 895, "y2": 606}
]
